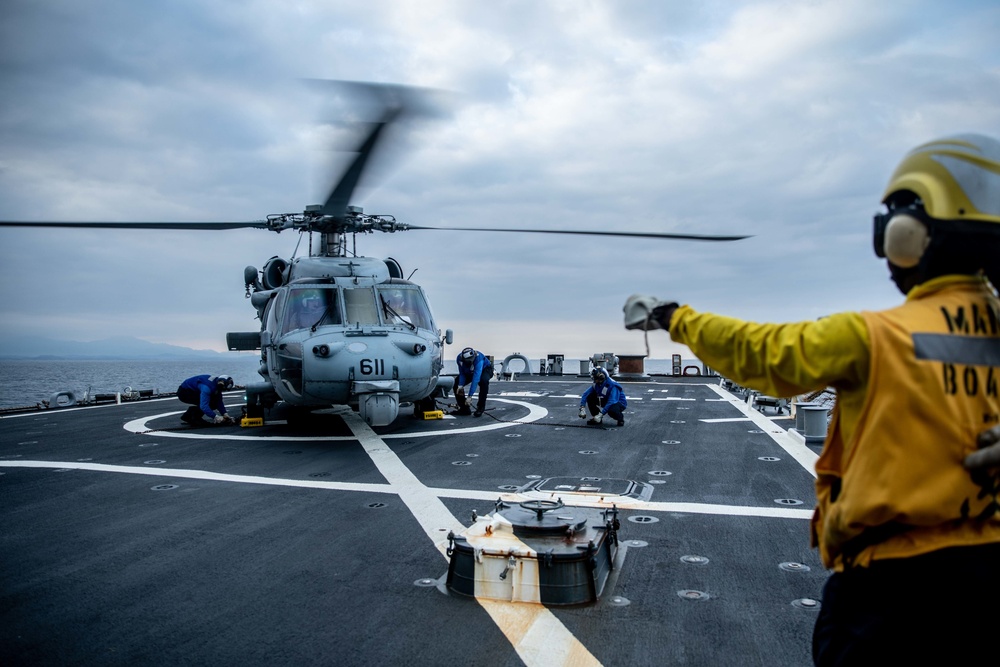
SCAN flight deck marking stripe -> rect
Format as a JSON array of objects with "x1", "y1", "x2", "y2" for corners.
[
  {"x1": 0, "y1": 460, "x2": 393, "y2": 492},
  {"x1": 0, "y1": 460, "x2": 815, "y2": 522},
  {"x1": 432, "y1": 487, "x2": 814, "y2": 518},
  {"x1": 706, "y1": 384, "x2": 818, "y2": 478},
  {"x1": 700, "y1": 417, "x2": 751, "y2": 423},
  {"x1": 338, "y1": 407, "x2": 601, "y2": 667},
  {"x1": 122, "y1": 398, "x2": 547, "y2": 441}
]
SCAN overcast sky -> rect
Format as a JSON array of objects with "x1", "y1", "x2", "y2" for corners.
[{"x1": 1, "y1": 0, "x2": 998, "y2": 364}]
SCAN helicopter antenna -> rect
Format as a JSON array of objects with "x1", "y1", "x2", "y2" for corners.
[
  {"x1": 291, "y1": 230, "x2": 306, "y2": 260},
  {"x1": 406, "y1": 268, "x2": 418, "y2": 280}
]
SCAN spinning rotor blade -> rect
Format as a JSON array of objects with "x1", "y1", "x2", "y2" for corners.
[
  {"x1": 406, "y1": 225, "x2": 750, "y2": 242},
  {"x1": 0, "y1": 220, "x2": 270, "y2": 230},
  {"x1": 316, "y1": 80, "x2": 441, "y2": 220},
  {"x1": 320, "y1": 112, "x2": 398, "y2": 219}
]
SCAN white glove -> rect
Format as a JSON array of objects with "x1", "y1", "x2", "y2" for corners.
[
  {"x1": 579, "y1": 406, "x2": 587, "y2": 419},
  {"x1": 222, "y1": 414, "x2": 235, "y2": 424},
  {"x1": 594, "y1": 413, "x2": 604, "y2": 424},
  {"x1": 623, "y1": 294, "x2": 678, "y2": 331},
  {"x1": 212, "y1": 414, "x2": 226, "y2": 424},
  {"x1": 966, "y1": 424, "x2": 1000, "y2": 469}
]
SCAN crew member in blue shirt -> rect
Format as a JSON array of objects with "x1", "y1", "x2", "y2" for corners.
[
  {"x1": 454, "y1": 347, "x2": 493, "y2": 417},
  {"x1": 178, "y1": 374, "x2": 235, "y2": 425},
  {"x1": 579, "y1": 367, "x2": 627, "y2": 426}
]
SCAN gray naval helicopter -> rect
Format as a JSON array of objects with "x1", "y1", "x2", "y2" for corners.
[{"x1": 0, "y1": 83, "x2": 748, "y2": 426}]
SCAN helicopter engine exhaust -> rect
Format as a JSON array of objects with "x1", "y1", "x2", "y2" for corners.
[{"x1": 262, "y1": 257, "x2": 289, "y2": 290}]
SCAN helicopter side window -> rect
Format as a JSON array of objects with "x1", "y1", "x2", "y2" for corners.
[
  {"x1": 343, "y1": 287, "x2": 380, "y2": 325},
  {"x1": 377, "y1": 286, "x2": 434, "y2": 331},
  {"x1": 282, "y1": 288, "x2": 341, "y2": 333}
]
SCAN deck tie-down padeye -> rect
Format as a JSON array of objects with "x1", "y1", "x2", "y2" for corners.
[{"x1": 445, "y1": 498, "x2": 621, "y2": 605}]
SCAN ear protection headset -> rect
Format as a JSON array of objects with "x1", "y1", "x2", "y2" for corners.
[{"x1": 873, "y1": 205, "x2": 931, "y2": 269}]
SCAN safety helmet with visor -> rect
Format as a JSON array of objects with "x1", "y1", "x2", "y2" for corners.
[
  {"x1": 213, "y1": 375, "x2": 234, "y2": 391},
  {"x1": 873, "y1": 134, "x2": 1000, "y2": 269},
  {"x1": 300, "y1": 292, "x2": 324, "y2": 310}
]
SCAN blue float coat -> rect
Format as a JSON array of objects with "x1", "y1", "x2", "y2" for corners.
[
  {"x1": 179, "y1": 374, "x2": 228, "y2": 418},
  {"x1": 580, "y1": 377, "x2": 627, "y2": 414},
  {"x1": 456, "y1": 350, "x2": 490, "y2": 398}
]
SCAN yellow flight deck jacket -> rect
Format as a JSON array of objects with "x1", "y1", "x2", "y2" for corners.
[{"x1": 670, "y1": 275, "x2": 1000, "y2": 570}]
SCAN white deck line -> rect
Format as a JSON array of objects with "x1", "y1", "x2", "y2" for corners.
[
  {"x1": 122, "y1": 397, "x2": 547, "y2": 441},
  {"x1": 0, "y1": 461, "x2": 816, "y2": 521},
  {"x1": 337, "y1": 407, "x2": 601, "y2": 667},
  {"x1": 705, "y1": 383, "x2": 819, "y2": 478}
]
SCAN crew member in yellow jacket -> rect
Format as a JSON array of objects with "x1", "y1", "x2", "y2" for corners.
[{"x1": 624, "y1": 134, "x2": 1000, "y2": 665}]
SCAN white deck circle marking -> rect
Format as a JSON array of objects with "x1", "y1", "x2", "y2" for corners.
[{"x1": 123, "y1": 398, "x2": 547, "y2": 441}]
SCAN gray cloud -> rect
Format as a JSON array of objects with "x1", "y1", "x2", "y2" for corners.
[{"x1": 1, "y1": 0, "x2": 998, "y2": 359}]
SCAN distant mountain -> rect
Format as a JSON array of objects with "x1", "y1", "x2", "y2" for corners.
[{"x1": 0, "y1": 336, "x2": 227, "y2": 360}]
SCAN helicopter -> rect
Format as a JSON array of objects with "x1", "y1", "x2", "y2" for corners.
[{"x1": 0, "y1": 82, "x2": 749, "y2": 426}]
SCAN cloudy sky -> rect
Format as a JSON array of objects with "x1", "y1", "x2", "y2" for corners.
[{"x1": 1, "y1": 0, "x2": 998, "y2": 363}]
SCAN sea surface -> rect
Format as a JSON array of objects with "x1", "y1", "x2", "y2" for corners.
[
  {"x1": 0, "y1": 356, "x2": 263, "y2": 409},
  {"x1": 0, "y1": 355, "x2": 695, "y2": 409}
]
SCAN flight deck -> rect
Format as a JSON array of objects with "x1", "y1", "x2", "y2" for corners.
[{"x1": 1, "y1": 375, "x2": 827, "y2": 667}]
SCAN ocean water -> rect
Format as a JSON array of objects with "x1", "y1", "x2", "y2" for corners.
[
  {"x1": 0, "y1": 355, "x2": 701, "y2": 409},
  {"x1": 0, "y1": 356, "x2": 263, "y2": 409}
]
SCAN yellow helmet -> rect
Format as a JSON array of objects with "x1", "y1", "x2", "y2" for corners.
[
  {"x1": 875, "y1": 134, "x2": 1000, "y2": 267},
  {"x1": 881, "y1": 133, "x2": 1000, "y2": 223}
]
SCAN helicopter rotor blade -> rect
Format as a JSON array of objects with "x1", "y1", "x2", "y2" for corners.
[
  {"x1": 0, "y1": 220, "x2": 271, "y2": 230},
  {"x1": 320, "y1": 111, "x2": 399, "y2": 220},
  {"x1": 406, "y1": 225, "x2": 750, "y2": 242},
  {"x1": 315, "y1": 80, "x2": 447, "y2": 222}
]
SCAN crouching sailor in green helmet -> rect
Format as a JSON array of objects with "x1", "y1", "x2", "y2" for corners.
[
  {"x1": 178, "y1": 374, "x2": 236, "y2": 426},
  {"x1": 623, "y1": 134, "x2": 1000, "y2": 665},
  {"x1": 579, "y1": 366, "x2": 627, "y2": 426}
]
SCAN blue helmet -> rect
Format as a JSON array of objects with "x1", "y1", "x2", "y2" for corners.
[{"x1": 591, "y1": 367, "x2": 607, "y2": 384}]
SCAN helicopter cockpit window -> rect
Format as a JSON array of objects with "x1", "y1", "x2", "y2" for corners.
[
  {"x1": 343, "y1": 287, "x2": 380, "y2": 326},
  {"x1": 376, "y1": 286, "x2": 434, "y2": 331},
  {"x1": 281, "y1": 287, "x2": 341, "y2": 333}
]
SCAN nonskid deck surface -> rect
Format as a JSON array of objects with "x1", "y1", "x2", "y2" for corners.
[{"x1": 0, "y1": 375, "x2": 827, "y2": 666}]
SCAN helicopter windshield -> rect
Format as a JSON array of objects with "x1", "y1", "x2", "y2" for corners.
[
  {"x1": 281, "y1": 287, "x2": 341, "y2": 334},
  {"x1": 343, "y1": 287, "x2": 381, "y2": 326},
  {"x1": 376, "y1": 286, "x2": 434, "y2": 331}
]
